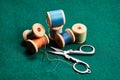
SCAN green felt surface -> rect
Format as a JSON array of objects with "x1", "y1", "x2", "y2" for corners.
[{"x1": 0, "y1": 0, "x2": 120, "y2": 80}]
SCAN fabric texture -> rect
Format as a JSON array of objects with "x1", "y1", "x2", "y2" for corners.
[{"x1": 0, "y1": 0, "x2": 120, "y2": 80}]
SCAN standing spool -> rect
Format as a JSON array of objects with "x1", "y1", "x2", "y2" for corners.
[
  {"x1": 22, "y1": 23, "x2": 45, "y2": 41},
  {"x1": 46, "y1": 9, "x2": 66, "y2": 27},
  {"x1": 26, "y1": 34, "x2": 49, "y2": 53},
  {"x1": 49, "y1": 26, "x2": 63, "y2": 40},
  {"x1": 55, "y1": 28, "x2": 75, "y2": 48},
  {"x1": 72, "y1": 23, "x2": 87, "y2": 43}
]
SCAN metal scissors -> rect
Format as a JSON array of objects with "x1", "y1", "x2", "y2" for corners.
[{"x1": 48, "y1": 45, "x2": 95, "y2": 74}]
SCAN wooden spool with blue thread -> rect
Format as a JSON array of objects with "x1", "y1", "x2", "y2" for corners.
[
  {"x1": 22, "y1": 23, "x2": 45, "y2": 41},
  {"x1": 55, "y1": 28, "x2": 75, "y2": 48},
  {"x1": 72, "y1": 23, "x2": 87, "y2": 43},
  {"x1": 46, "y1": 9, "x2": 66, "y2": 28}
]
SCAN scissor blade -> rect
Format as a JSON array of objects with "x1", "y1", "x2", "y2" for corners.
[
  {"x1": 50, "y1": 46, "x2": 63, "y2": 52},
  {"x1": 48, "y1": 51, "x2": 64, "y2": 55}
]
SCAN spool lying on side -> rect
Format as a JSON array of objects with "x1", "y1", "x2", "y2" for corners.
[
  {"x1": 55, "y1": 28, "x2": 75, "y2": 48},
  {"x1": 46, "y1": 9, "x2": 66, "y2": 27},
  {"x1": 26, "y1": 34, "x2": 49, "y2": 53},
  {"x1": 72, "y1": 23, "x2": 87, "y2": 43}
]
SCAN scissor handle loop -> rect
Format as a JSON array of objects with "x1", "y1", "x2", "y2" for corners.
[
  {"x1": 79, "y1": 45, "x2": 95, "y2": 54},
  {"x1": 73, "y1": 62, "x2": 91, "y2": 74}
]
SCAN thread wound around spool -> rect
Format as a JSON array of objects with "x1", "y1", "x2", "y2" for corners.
[
  {"x1": 32, "y1": 23, "x2": 45, "y2": 37},
  {"x1": 65, "y1": 28, "x2": 75, "y2": 42},
  {"x1": 46, "y1": 9, "x2": 65, "y2": 27},
  {"x1": 22, "y1": 30, "x2": 32, "y2": 41},
  {"x1": 72, "y1": 23, "x2": 87, "y2": 43}
]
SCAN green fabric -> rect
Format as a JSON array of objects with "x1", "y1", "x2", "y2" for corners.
[{"x1": 0, "y1": 0, "x2": 120, "y2": 80}]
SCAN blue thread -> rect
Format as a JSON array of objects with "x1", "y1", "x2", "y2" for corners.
[
  {"x1": 61, "y1": 31, "x2": 72, "y2": 45},
  {"x1": 49, "y1": 10, "x2": 65, "y2": 27}
]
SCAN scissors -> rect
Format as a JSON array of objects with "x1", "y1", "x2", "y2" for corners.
[{"x1": 48, "y1": 45, "x2": 95, "y2": 74}]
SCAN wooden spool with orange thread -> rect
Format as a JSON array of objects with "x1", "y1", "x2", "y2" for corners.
[{"x1": 26, "y1": 34, "x2": 49, "y2": 53}]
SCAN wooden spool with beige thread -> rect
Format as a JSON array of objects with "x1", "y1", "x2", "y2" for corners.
[{"x1": 72, "y1": 23, "x2": 87, "y2": 43}]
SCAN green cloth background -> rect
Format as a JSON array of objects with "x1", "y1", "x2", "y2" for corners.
[{"x1": 0, "y1": 0, "x2": 120, "y2": 80}]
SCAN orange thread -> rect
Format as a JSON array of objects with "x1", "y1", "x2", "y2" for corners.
[{"x1": 32, "y1": 36, "x2": 47, "y2": 48}]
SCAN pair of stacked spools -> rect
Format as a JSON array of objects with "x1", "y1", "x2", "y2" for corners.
[
  {"x1": 22, "y1": 23, "x2": 49, "y2": 53},
  {"x1": 47, "y1": 9, "x2": 87, "y2": 48}
]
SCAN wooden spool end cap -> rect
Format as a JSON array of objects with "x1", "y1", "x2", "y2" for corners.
[
  {"x1": 55, "y1": 33, "x2": 65, "y2": 48},
  {"x1": 61, "y1": 9, "x2": 66, "y2": 25},
  {"x1": 72, "y1": 23, "x2": 87, "y2": 34},
  {"x1": 22, "y1": 30, "x2": 32, "y2": 41},
  {"x1": 32, "y1": 23, "x2": 45, "y2": 37},
  {"x1": 49, "y1": 34, "x2": 55, "y2": 41},
  {"x1": 46, "y1": 12, "x2": 51, "y2": 27},
  {"x1": 44, "y1": 34, "x2": 50, "y2": 44},
  {"x1": 27, "y1": 39, "x2": 38, "y2": 53},
  {"x1": 49, "y1": 25, "x2": 63, "y2": 30}
]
